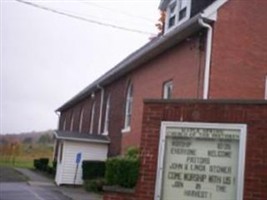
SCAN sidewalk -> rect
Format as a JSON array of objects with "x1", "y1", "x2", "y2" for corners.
[{"x1": 15, "y1": 168, "x2": 103, "y2": 200}]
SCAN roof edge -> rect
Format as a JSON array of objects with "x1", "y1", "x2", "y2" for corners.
[
  {"x1": 144, "y1": 99, "x2": 267, "y2": 105},
  {"x1": 53, "y1": 131, "x2": 110, "y2": 144},
  {"x1": 56, "y1": 13, "x2": 214, "y2": 112}
]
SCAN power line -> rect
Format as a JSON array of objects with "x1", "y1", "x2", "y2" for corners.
[
  {"x1": 81, "y1": 1, "x2": 155, "y2": 24},
  {"x1": 15, "y1": 0, "x2": 154, "y2": 35}
]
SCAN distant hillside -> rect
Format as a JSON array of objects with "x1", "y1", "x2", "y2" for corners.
[{"x1": 0, "y1": 130, "x2": 55, "y2": 145}]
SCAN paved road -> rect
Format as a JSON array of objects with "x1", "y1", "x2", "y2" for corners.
[
  {"x1": 0, "y1": 167, "x2": 102, "y2": 200},
  {"x1": 0, "y1": 182, "x2": 72, "y2": 200},
  {"x1": 0, "y1": 167, "x2": 71, "y2": 200}
]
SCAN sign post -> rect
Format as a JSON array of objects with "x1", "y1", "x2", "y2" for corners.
[
  {"x1": 155, "y1": 122, "x2": 246, "y2": 200},
  {"x1": 74, "y1": 152, "x2": 82, "y2": 185}
]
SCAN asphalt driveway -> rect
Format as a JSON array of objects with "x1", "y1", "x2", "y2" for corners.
[
  {"x1": 0, "y1": 166, "x2": 102, "y2": 200},
  {"x1": 0, "y1": 167, "x2": 71, "y2": 200},
  {"x1": 0, "y1": 167, "x2": 28, "y2": 182}
]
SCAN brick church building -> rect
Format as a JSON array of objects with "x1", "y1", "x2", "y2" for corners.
[{"x1": 53, "y1": 0, "x2": 267, "y2": 187}]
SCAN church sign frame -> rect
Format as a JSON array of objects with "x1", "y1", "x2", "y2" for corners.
[{"x1": 154, "y1": 122, "x2": 247, "y2": 200}]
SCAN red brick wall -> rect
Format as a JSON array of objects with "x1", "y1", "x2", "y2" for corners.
[
  {"x1": 58, "y1": 76, "x2": 128, "y2": 156},
  {"x1": 104, "y1": 100, "x2": 267, "y2": 200},
  {"x1": 210, "y1": 0, "x2": 267, "y2": 99},
  {"x1": 122, "y1": 34, "x2": 206, "y2": 152}
]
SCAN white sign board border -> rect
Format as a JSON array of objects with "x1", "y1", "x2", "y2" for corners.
[{"x1": 154, "y1": 122, "x2": 247, "y2": 200}]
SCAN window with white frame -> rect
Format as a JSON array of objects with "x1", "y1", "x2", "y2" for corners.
[
  {"x1": 265, "y1": 76, "x2": 267, "y2": 100},
  {"x1": 70, "y1": 113, "x2": 74, "y2": 131},
  {"x1": 163, "y1": 80, "x2": 173, "y2": 99},
  {"x1": 103, "y1": 95, "x2": 110, "y2": 135},
  {"x1": 124, "y1": 83, "x2": 133, "y2": 130},
  {"x1": 79, "y1": 108, "x2": 84, "y2": 133},
  {"x1": 89, "y1": 103, "x2": 95, "y2": 134},
  {"x1": 166, "y1": 0, "x2": 191, "y2": 31}
]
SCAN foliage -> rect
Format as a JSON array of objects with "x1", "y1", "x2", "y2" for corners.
[
  {"x1": 84, "y1": 178, "x2": 106, "y2": 193},
  {"x1": 82, "y1": 160, "x2": 105, "y2": 180},
  {"x1": 0, "y1": 141, "x2": 53, "y2": 169},
  {"x1": 125, "y1": 146, "x2": 139, "y2": 158},
  {"x1": 33, "y1": 158, "x2": 49, "y2": 171},
  {"x1": 155, "y1": 11, "x2": 166, "y2": 35},
  {"x1": 105, "y1": 147, "x2": 140, "y2": 188},
  {"x1": 38, "y1": 133, "x2": 53, "y2": 145},
  {"x1": 23, "y1": 137, "x2": 33, "y2": 144}
]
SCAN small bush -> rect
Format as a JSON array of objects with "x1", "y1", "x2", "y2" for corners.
[
  {"x1": 33, "y1": 158, "x2": 49, "y2": 171},
  {"x1": 84, "y1": 178, "x2": 106, "y2": 192},
  {"x1": 33, "y1": 159, "x2": 41, "y2": 170},
  {"x1": 46, "y1": 166, "x2": 53, "y2": 174},
  {"x1": 126, "y1": 147, "x2": 139, "y2": 158},
  {"x1": 105, "y1": 148, "x2": 140, "y2": 188},
  {"x1": 82, "y1": 160, "x2": 105, "y2": 180},
  {"x1": 105, "y1": 157, "x2": 119, "y2": 185},
  {"x1": 52, "y1": 160, "x2": 57, "y2": 175}
]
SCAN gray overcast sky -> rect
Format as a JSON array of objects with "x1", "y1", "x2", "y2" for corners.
[{"x1": 1, "y1": 0, "x2": 159, "y2": 134}]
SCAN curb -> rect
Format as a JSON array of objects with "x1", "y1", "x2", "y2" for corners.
[{"x1": 27, "y1": 181, "x2": 55, "y2": 186}]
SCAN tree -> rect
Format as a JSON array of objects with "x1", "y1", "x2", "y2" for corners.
[
  {"x1": 38, "y1": 133, "x2": 53, "y2": 145},
  {"x1": 23, "y1": 137, "x2": 33, "y2": 144}
]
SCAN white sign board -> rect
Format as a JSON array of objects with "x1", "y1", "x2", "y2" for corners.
[{"x1": 155, "y1": 122, "x2": 247, "y2": 200}]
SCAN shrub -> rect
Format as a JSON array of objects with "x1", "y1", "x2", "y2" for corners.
[
  {"x1": 39, "y1": 158, "x2": 49, "y2": 171},
  {"x1": 105, "y1": 157, "x2": 119, "y2": 185},
  {"x1": 46, "y1": 166, "x2": 53, "y2": 174},
  {"x1": 33, "y1": 158, "x2": 49, "y2": 171},
  {"x1": 125, "y1": 146, "x2": 139, "y2": 158},
  {"x1": 84, "y1": 178, "x2": 106, "y2": 192},
  {"x1": 52, "y1": 160, "x2": 57, "y2": 175},
  {"x1": 82, "y1": 160, "x2": 106, "y2": 180},
  {"x1": 33, "y1": 159, "x2": 41, "y2": 170},
  {"x1": 105, "y1": 148, "x2": 140, "y2": 188}
]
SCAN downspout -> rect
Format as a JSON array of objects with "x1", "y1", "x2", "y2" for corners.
[
  {"x1": 198, "y1": 17, "x2": 213, "y2": 99},
  {"x1": 53, "y1": 111, "x2": 60, "y2": 161},
  {"x1": 55, "y1": 111, "x2": 60, "y2": 130},
  {"x1": 97, "y1": 85, "x2": 105, "y2": 134}
]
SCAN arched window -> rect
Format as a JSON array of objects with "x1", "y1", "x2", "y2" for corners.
[
  {"x1": 163, "y1": 80, "x2": 173, "y2": 99},
  {"x1": 62, "y1": 117, "x2": 67, "y2": 131},
  {"x1": 103, "y1": 95, "x2": 110, "y2": 135},
  {"x1": 124, "y1": 83, "x2": 133, "y2": 130},
  {"x1": 89, "y1": 102, "x2": 95, "y2": 134},
  {"x1": 70, "y1": 112, "x2": 74, "y2": 131},
  {"x1": 79, "y1": 107, "x2": 84, "y2": 133}
]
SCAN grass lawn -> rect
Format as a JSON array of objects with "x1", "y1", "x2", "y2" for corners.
[
  {"x1": 0, "y1": 157, "x2": 34, "y2": 168},
  {"x1": 0, "y1": 144, "x2": 53, "y2": 169}
]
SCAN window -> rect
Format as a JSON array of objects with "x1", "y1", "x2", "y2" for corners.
[
  {"x1": 166, "y1": 0, "x2": 191, "y2": 31},
  {"x1": 79, "y1": 108, "x2": 84, "y2": 133},
  {"x1": 265, "y1": 76, "x2": 267, "y2": 100},
  {"x1": 103, "y1": 95, "x2": 111, "y2": 135},
  {"x1": 70, "y1": 113, "x2": 74, "y2": 131},
  {"x1": 163, "y1": 81, "x2": 173, "y2": 99},
  {"x1": 59, "y1": 141, "x2": 63, "y2": 163},
  {"x1": 62, "y1": 117, "x2": 66, "y2": 131},
  {"x1": 89, "y1": 103, "x2": 95, "y2": 134},
  {"x1": 168, "y1": 0, "x2": 177, "y2": 28},
  {"x1": 124, "y1": 83, "x2": 133, "y2": 130}
]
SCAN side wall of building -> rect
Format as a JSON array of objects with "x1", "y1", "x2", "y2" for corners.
[
  {"x1": 210, "y1": 0, "x2": 267, "y2": 99},
  {"x1": 121, "y1": 34, "x2": 206, "y2": 152},
  {"x1": 58, "y1": 33, "x2": 207, "y2": 155}
]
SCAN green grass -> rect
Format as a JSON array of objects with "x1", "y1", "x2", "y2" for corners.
[
  {"x1": 0, "y1": 144, "x2": 53, "y2": 169},
  {"x1": 0, "y1": 157, "x2": 34, "y2": 168}
]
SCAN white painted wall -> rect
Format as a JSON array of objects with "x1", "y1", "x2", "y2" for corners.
[{"x1": 55, "y1": 140, "x2": 108, "y2": 185}]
